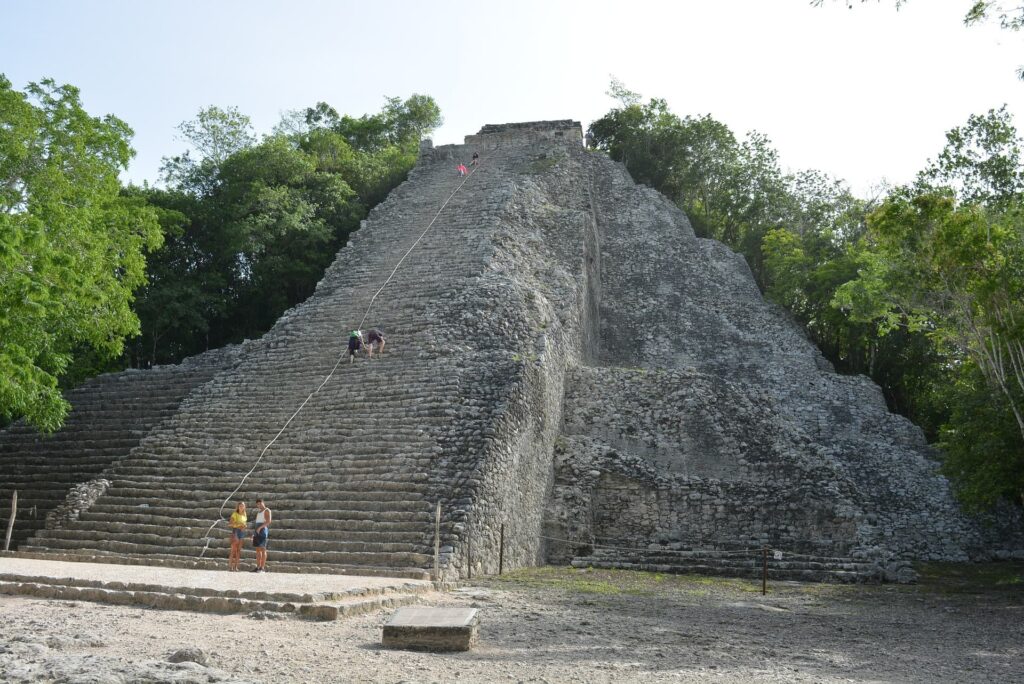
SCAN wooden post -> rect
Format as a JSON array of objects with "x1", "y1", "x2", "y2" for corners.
[
  {"x1": 433, "y1": 501, "x2": 441, "y2": 582},
  {"x1": 4, "y1": 491, "x2": 17, "y2": 552},
  {"x1": 498, "y1": 523, "x2": 505, "y2": 576},
  {"x1": 762, "y1": 546, "x2": 768, "y2": 596}
]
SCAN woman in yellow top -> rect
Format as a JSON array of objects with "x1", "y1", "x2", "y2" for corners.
[{"x1": 227, "y1": 501, "x2": 247, "y2": 571}]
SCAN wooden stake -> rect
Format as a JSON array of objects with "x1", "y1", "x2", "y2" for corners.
[
  {"x1": 499, "y1": 523, "x2": 505, "y2": 576},
  {"x1": 433, "y1": 501, "x2": 441, "y2": 582},
  {"x1": 762, "y1": 546, "x2": 768, "y2": 596}
]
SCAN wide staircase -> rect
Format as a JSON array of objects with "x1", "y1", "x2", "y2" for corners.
[
  {"x1": 0, "y1": 349, "x2": 237, "y2": 550},
  {"x1": 14, "y1": 141, "x2": 521, "y2": 578}
]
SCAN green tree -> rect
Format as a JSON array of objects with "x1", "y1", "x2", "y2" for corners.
[
  {"x1": 123, "y1": 187, "x2": 224, "y2": 364},
  {"x1": 215, "y1": 136, "x2": 361, "y2": 338},
  {"x1": 161, "y1": 105, "x2": 256, "y2": 195},
  {"x1": 921, "y1": 106, "x2": 1024, "y2": 208},
  {"x1": 836, "y1": 191, "x2": 1024, "y2": 506},
  {"x1": 298, "y1": 94, "x2": 442, "y2": 206},
  {"x1": 0, "y1": 76, "x2": 162, "y2": 431},
  {"x1": 134, "y1": 95, "x2": 441, "y2": 364}
]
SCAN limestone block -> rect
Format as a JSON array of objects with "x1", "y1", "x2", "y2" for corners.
[{"x1": 382, "y1": 607, "x2": 479, "y2": 651}]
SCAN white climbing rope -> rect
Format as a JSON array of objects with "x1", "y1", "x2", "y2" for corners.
[{"x1": 199, "y1": 153, "x2": 488, "y2": 558}]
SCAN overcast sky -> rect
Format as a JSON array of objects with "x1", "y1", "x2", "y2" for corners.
[{"x1": 2, "y1": 0, "x2": 1021, "y2": 195}]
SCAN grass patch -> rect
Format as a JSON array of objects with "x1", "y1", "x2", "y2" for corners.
[
  {"x1": 482, "y1": 566, "x2": 772, "y2": 598},
  {"x1": 914, "y1": 561, "x2": 1024, "y2": 596}
]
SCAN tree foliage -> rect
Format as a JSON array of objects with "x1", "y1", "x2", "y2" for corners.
[
  {"x1": 130, "y1": 94, "x2": 441, "y2": 366},
  {"x1": 837, "y1": 188, "x2": 1024, "y2": 507},
  {"x1": 0, "y1": 76, "x2": 162, "y2": 431},
  {"x1": 0, "y1": 82, "x2": 441, "y2": 430},
  {"x1": 832, "y1": 109, "x2": 1024, "y2": 508}
]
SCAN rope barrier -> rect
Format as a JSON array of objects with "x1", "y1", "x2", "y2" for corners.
[{"x1": 199, "y1": 152, "x2": 490, "y2": 557}]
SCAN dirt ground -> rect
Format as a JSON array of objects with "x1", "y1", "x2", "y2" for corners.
[{"x1": 1, "y1": 563, "x2": 1022, "y2": 683}]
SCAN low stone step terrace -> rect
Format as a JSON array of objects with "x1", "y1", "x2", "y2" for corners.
[
  {"x1": 571, "y1": 547, "x2": 889, "y2": 583},
  {"x1": 0, "y1": 557, "x2": 435, "y2": 620},
  {"x1": 0, "y1": 347, "x2": 238, "y2": 549}
]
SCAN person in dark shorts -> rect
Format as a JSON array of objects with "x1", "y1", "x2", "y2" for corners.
[
  {"x1": 470, "y1": 151, "x2": 479, "y2": 166},
  {"x1": 365, "y1": 328, "x2": 386, "y2": 359},
  {"x1": 250, "y1": 498, "x2": 271, "y2": 572},
  {"x1": 347, "y1": 329, "x2": 363, "y2": 363}
]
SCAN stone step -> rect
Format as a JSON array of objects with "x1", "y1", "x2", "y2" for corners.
[
  {"x1": 0, "y1": 570, "x2": 428, "y2": 604},
  {"x1": 570, "y1": 552, "x2": 879, "y2": 583},
  {"x1": 110, "y1": 464, "x2": 434, "y2": 481},
  {"x1": 111, "y1": 451, "x2": 438, "y2": 467},
  {"x1": 33, "y1": 528, "x2": 431, "y2": 553},
  {"x1": 21, "y1": 540, "x2": 434, "y2": 567},
  {"x1": 87, "y1": 502, "x2": 433, "y2": 517},
  {"x1": 0, "y1": 458, "x2": 126, "y2": 470},
  {"x1": 0, "y1": 569, "x2": 432, "y2": 620},
  {"x1": 5, "y1": 549, "x2": 433, "y2": 579},
  {"x1": 0, "y1": 492, "x2": 78, "y2": 507},
  {"x1": 79, "y1": 510, "x2": 430, "y2": 532},
  {"x1": 100, "y1": 483, "x2": 433, "y2": 500},
  {"x1": 40, "y1": 521, "x2": 428, "y2": 544}
]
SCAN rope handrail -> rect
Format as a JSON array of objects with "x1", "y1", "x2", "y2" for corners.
[{"x1": 199, "y1": 152, "x2": 489, "y2": 557}]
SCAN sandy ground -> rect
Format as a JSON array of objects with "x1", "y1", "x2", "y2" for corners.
[{"x1": 1, "y1": 564, "x2": 1022, "y2": 683}]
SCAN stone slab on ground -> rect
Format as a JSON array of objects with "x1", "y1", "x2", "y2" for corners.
[
  {"x1": 0, "y1": 556, "x2": 434, "y2": 619},
  {"x1": 382, "y1": 606, "x2": 480, "y2": 651},
  {"x1": 0, "y1": 557, "x2": 430, "y2": 595}
]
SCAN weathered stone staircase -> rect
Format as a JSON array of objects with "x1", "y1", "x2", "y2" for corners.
[
  {"x1": 0, "y1": 348, "x2": 238, "y2": 549},
  {"x1": 9, "y1": 134, "x2": 555, "y2": 579}
]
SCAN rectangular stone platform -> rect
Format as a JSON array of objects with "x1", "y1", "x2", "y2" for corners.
[
  {"x1": 0, "y1": 557, "x2": 433, "y2": 620},
  {"x1": 382, "y1": 606, "x2": 479, "y2": 651}
]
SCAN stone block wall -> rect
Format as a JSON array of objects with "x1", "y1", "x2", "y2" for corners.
[
  {"x1": 542, "y1": 140, "x2": 1024, "y2": 573},
  {"x1": 425, "y1": 126, "x2": 595, "y2": 577}
]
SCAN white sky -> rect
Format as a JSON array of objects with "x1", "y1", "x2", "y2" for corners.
[{"x1": 2, "y1": 0, "x2": 1021, "y2": 195}]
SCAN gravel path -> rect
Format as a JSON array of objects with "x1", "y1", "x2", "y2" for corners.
[{"x1": 2, "y1": 565, "x2": 1022, "y2": 682}]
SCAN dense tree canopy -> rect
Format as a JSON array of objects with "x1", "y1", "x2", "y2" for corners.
[
  {"x1": 0, "y1": 82, "x2": 441, "y2": 430},
  {"x1": 0, "y1": 76, "x2": 162, "y2": 431},
  {"x1": 128, "y1": 94, "x2": 441, "y2": 366},
  {"x1": 835, "y1": 108, "x2": 1024, "y2": 508}
]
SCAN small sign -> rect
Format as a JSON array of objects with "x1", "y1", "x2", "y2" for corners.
[{"x1": 773, "y1": 550, "x2": 783, "y2": 561}]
